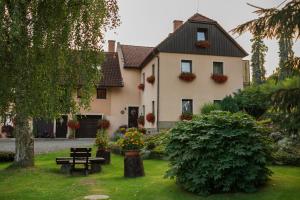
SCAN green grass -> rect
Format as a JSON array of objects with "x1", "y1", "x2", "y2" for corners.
[{"x1": 0, "y1": 149, "x2": 300, "y2": 200}]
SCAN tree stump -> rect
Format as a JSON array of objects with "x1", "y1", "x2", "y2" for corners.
[
  {"x1": 96, "y1": 149, "x2": 111, "y2": 164},
  {"x1": 124, "y1": 151, "x2": 145, "y2": 178}
]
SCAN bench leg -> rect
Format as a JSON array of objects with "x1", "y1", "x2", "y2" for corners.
[
  {"x1": 60, "y1": 164, "x2": 71, "y2": 174},
  {"x1": 90, "y1": 163, "x2": 102, "y2": 173}
]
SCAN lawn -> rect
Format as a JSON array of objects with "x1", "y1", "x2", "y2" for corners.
[{"x1": 0, "y1": 149, "x2": 300, "y2": 200}]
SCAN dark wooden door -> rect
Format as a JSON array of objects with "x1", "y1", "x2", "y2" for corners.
[
  {"x1": 55, "y1": 115, "x2": 68, "y2": 138},
  {"x1": 128, "y1": 107, "x2": 139, "y2": 128},
  {"x1": 76, "y1": 115, "x2": 102, "y2": 138},
  {"x1": 33, "y1": 119, "x2": 54, "y2": 138}
]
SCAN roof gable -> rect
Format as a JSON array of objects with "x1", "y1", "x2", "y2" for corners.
[{"x1": 120, "y1": 45, "x2": 154, "y2": 68}]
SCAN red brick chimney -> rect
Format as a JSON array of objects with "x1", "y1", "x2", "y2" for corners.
[
  {"x1": 108, "y1": 40, "x2": 115, "y2": 52},
  {"x1": 173, "y1": 20, "x2": 183, "y2": 32}
]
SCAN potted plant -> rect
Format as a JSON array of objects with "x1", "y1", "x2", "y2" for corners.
[
  {"x1": 137, "y1": 116, "x2": 145, "y2": 126},
  {"x1": 179, "y1": 72, "x2": 196, "y2": 82},
  {"x1": 67, "y1": 120, "x2": 80, "y2": 139},
  {"x1": 211, "y1": 74, "x2": 228, "y2": 84},
  {"x1": 195, "y1": 40, "x2": 210, "y2": 48},
  {"x1": 95, "y1": 129, "x2": 110, "y2": 164},
  {"x1": 146, "y1": 75, "x2": 155, "y2": 84},
  {"x1": 146, "y1": 113, "x2": 155, "y2": 124},
  {"x1": 138, "y1": 83, "x2": 145, "y2": 91},
  {"x1": 180, "y1": 113, "x2": 193, "y2": 121},
  {"x1": 98, "y1": 119, "x2": 110, "y2": 130},
  {"x1": 118, "y1": 128, "x2": 145, "y2": 177}
]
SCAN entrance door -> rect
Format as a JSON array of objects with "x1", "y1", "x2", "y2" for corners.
[
  {"x1": 128, "y1": 107, "x2": 139, "y2": 128},
  {"x1": 55, "y1": 115, "x2": 68, "y2": 138},
  {"x1": 76, "y1": 115, "x2": 102, "y2": 138},
  {"x1": 33, "y1": 119, "x2": 54, "y2": 138}
]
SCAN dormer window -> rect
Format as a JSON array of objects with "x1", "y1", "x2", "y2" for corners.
[{"x1": 197, "y1": 28, "x2": 208, "y2": 41}]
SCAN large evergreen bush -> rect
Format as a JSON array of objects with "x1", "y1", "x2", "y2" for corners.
[{"x1": 165, "y1": 111, "x2": 272, "y2": 195}]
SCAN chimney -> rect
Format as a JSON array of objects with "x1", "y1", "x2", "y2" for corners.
[
  {"x1": 108, "y1": 40, "x2": 115, "y2": 52},
  {"x1": 173, "y1": 20, "x2": 183, "y2": 32}
]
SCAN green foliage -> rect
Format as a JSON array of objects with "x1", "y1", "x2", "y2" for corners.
[
  {"x1": 251, "y1": 32, "x2": 268, "y2": 84},
  {"x1": 0, "y1": 151, "x2": 15, "y2": 162},
  {"x1": 142, "y1": 131, "x2": 170, "y2": 160},
  {"x1": 278, "y1": 32, "x2": 295, "y2": 80},
  {"x1": 200, "y1": 103, "x2": 221, "y2": 114},
  {"x1": 95, "y1": 129, "x2": 109, "y2": 149},
  {"x1": 117, "y1": 128, "x2": 144, "y2": 151},
  {"x1": 165, "y1": 111, "x2": 272, "y2": 195},
  {"x1": 219, "y1": 95, "x2": 239, "y2": 113}
]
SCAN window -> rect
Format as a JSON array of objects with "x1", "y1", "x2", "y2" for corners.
[
  {"x1": 213, "y1": 62, "x2": 224, "y2": 75},
  {"x1": 97, "y1": 88, "x2": 107, "y2": 99},
  {"x1": 197, "y1": 28, "x2": 208, "y2": 41},
  {"x1": 152, "y1": 101, "x2": 155, "y2": 115},
  {"x1": 152, "y1": 64, "x2": 155, "y2": 76},
  {"x1": 181, "y1": 60, "x2": 192, "y2": 73},
  {"x1": 142, "y1": 73, "x2": 145, "y2": 84},
  {"x1": 77, "y1": 87, "x2": 82, "y2": 98},
  {"x1": 182, "y1": 99, "x2": 193, "y2": 114},
  {"x1": 213, "y1": 100, "x2": 221, "y2": 104},
  {"x1": 142, "y1": 105, "x2": 145, "y2": 116}
]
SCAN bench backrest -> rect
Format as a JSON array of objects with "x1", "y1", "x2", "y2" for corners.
[{"x1": 70, "y1": 148, "x2": 91, "y2": 165}]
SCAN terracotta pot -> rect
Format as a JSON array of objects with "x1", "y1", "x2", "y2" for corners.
[{"x1": 125, "y1": 150, "x2": 140, "y2": 157}]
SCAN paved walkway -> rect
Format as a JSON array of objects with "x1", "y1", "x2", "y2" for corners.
[{"x1": 0, "y1": 138, "x2": 94, "y2": 154}]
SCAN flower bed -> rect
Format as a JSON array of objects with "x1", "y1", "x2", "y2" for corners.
[
  {"x1": 138, "y1": 83, "x2": 145, "y2": 91},
  {"x1": 146, "y1": 113, "x2": 155, "y2": 123},
  {"x1": 195, "y1": 40, "x2": 210, "y2": 48},
  {"x1": 211, "y1": 74, "x2": 228, "y2": 84},
  {"x1": 146, "y1": 75, "x2": 155, "y2": 84},
  {"x1": 178, "y1": 72, "x2": 196, "y2": 82}
]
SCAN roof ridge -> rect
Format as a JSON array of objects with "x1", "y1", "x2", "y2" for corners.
[
  {"x1": 120, "y1": 44, "x2": 154, "y2": 49},
  {"x1": 188, "y1": 13, "x2": 216, "y2": 23}
]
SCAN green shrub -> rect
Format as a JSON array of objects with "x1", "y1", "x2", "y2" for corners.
[
  {"x1": 165, "y1": 111, "x2": 272, "y2": 195},
  {"x1": 109, "y1": 142, "x2": 123, "y2": 155},
  {"x1": 0, "y1": 151, "x2": 15, "y2": 162},
  {"x1": 273, "y1": 149, "x2": 300, "y2": 166},
  {"x1": 200, "y1": 103, "x2": 221, "y2": 114},
  {"x1": 219, "y1": 95, "x2": 239, "y2": 113}
]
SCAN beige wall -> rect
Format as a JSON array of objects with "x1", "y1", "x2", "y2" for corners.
[
  {"x1": 158, "y1": 52, "x2": 244, "y2": 122},
  {"x1": 79, "y1": 90, "x2": 111, "y2": 115},
  {"x1": 141, "y1": 58, "x2": 158, "y2": 129}
]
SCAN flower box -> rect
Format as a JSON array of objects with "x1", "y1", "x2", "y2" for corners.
[
  {"x1": 146, "y1": 113, "x2": 155, "y2": 124},
  {"x1": 179, "y1": 72, "x2": 196, "y2": 82},
  {"x1": 138, "y1": 83, "x2": 145, "y2": 91},
  {"x1": 180, "y1": 113, "x2": 193, "y2": 121},
  {"x1": 211, "y1": 74, "x2": 228, "y2": 84},
  {"x1": 146, "y1": 75, "x2": 155, "y2": 84},
  {"x1": 195, "y1": 40, "x2": 210, "y2": 48}
]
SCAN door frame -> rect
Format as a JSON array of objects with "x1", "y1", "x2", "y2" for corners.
[{"x1": 128, "y1": 106, "x2": 139, "y2": 128}]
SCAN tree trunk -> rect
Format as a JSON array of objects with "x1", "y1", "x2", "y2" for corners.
[{"x1": 14, "y1": 114, "x2": 34, "y2": 167}]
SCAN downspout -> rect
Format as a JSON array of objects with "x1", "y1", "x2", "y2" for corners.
[{"x1": 156, "y1": 55, "x2": 160, "y2": 132}]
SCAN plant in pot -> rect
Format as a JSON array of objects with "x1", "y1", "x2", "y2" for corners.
[
  {"x1": 138, "y1": 83, "x2": 145, "y2": 91},
  {"x1": 95, "y1": 129, "x2": 111, "y2": 164},
  {"x1": 146, "y1": 113, "x2": 155, "y2": 124},
  {"x1": 179, "y1": 72, "x2": 196, "y2": 82},
  {"x1": 137, "y1": 116, "x2": 145, "y2": 126},
  {"x1": 146, "y1": 75, "x2": 155, "y2": 84},
  {"x1": 98, "y1": 119, "x2": 110, "y2": 130},
  {"x1": 67, "y1": 120, "x2": 80, "y2": 139},
  {"x1": 118, "y1": 128, "x2": 145, "y2": 177},
  {"x1": 195, "y1": 40, "x2": 210, "y2": 48},
  {"x1": 211, "y1": 74, "x2": 228, "y2": 84}
]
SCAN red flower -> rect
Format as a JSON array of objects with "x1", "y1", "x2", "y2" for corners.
[
  {"x1": 138, "y1": 83, "x2": 145, "y2": 91},
  {"x1": 146, "y1": 113, "x2": 155, "y2": 124},
  {"x1": 146, "y1": 75, "x2": 155, "y2": 84},
  {"x1": 179, "y1": 72, "x2": 196, "y2": 82},
  {"x1": 180, "y1": 113, "x2": 193, "y2": 121},
  {"x1": 211, "y1": 74, "x2": 228, "y2": 84},
  {"x1": 67, "y1": 120, "x2": 80, "y2": 130},
  {"x1": 98, "y1": 119, "x2": 110, "y2": 130},
  {"x1": 195, "y1": 40, "x2": 211, "y2": 48}
]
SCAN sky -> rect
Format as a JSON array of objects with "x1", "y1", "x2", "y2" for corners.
[{"x1": 105, "y1": 0, "x2": 300, "y2": 76}]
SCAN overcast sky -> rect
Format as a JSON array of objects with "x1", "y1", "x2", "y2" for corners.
[{"x1": 105, "y1": 0, "x2": 300, "y2": 76}]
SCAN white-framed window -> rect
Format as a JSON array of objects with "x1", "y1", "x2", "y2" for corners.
[
  {"x1": 182, "y1": 99, "x2": 193, "y2": 114},
  {"x1": 181, "y1": 60, "x2": 192, "y2": 73},
  {"x1": 213, "y1": 62, "x2": 224, "y2": 75}
]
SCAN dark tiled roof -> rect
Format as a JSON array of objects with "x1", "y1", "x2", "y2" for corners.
[
  {"x1": 120, "y1": 45, "x2": 154, "y2": 68},
  {"x1": 188, "y1": 13, "x2": 216, "y2": 23},
  {"x1": 99, "y1": 52, "x2": 123, "y2": 87}
]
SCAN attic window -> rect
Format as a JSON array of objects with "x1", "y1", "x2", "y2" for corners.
[{"x1": 197, "y1": 28, "x2": 208, "y2": 41}]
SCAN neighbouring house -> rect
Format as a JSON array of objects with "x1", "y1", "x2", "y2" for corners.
[{"x1": 26, "y1": 13, "x2": 250, "y2": 138}]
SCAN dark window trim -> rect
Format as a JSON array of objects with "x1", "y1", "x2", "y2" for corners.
[
  {"x1": 152, "y1": 101, "x2": 155, "y2": 115},
  {"x1": 142, "y1": 72, "x2": 145, "y2": 84},
  {"x1": 181, "y1": 60, "x2": 192, "y2": 73},
  {"x1": 152, "y1": 64, "x2": 155, "y2": 76},
  {"x1": 197, "y1": 28, "x2": 208, "y2": 41},
  {"x1": 182, "y1": 99, "x2": 193, "y2": 114},
  {"x1": 96, "y1": 88, "x2": 107, "y2": 99}
]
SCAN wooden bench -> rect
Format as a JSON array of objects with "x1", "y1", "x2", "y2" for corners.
[{"x1": 56, "y1": 148, "x2": 105, "y2": 175}]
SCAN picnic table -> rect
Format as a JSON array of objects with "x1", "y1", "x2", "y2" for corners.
[{"x1": 56, "y1": 148, "x2": 105, "y2": 175}]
